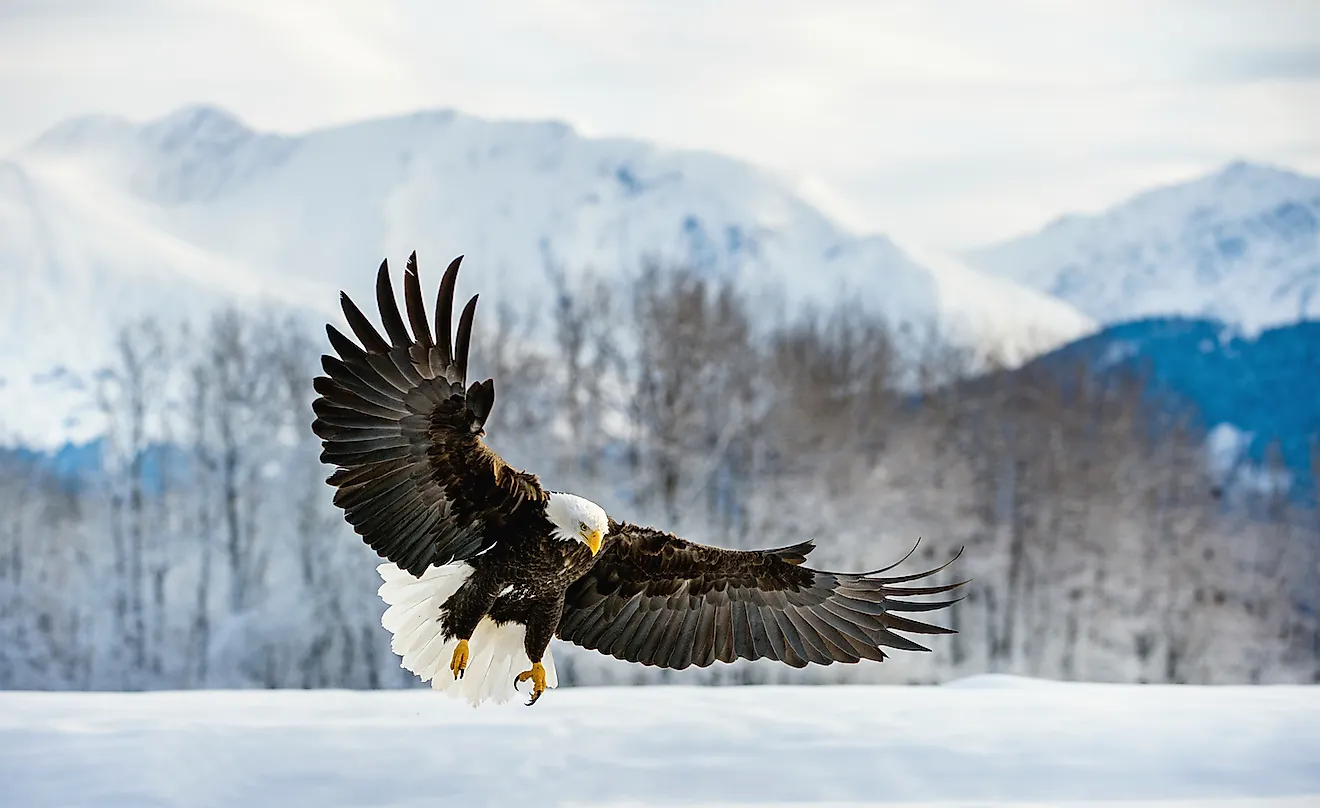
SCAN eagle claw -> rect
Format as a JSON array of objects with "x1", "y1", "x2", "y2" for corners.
[
  {"x1": 450, "y1": 640, "x2": 469, "y2": 680},
  {"x1": 514, "y1": 662, "x2": 547, "y2": 706}
]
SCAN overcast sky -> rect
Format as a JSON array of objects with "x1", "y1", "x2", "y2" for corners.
[{"x1": 1, "y1": 0, "x2": 1317, "y2": 248}]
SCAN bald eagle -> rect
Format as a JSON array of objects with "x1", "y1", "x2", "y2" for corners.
[{"x1": 311, "y1": 253, "x2": 965, "y2": 706}]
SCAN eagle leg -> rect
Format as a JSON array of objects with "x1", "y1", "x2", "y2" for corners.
[
  {"x1": 450, "y1": 639, "x2": 470, "y2": 680},
  {"x1": 514, "y1": 662, "x2": 547, "y2": 706}
]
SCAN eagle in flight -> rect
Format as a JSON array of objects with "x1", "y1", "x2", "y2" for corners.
[{"x1": 311, "y1": 253, "x2": 965, "y2": 706}]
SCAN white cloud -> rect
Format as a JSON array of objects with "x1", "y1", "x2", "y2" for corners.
[{"x1": 1, "y1": 0, "x2": 1316, "y2": 248}]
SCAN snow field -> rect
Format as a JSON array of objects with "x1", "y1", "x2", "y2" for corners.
[{"x1": 2, "y1": 676, "x2": 1317, "y2": 807}]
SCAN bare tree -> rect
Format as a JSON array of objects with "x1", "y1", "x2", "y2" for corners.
[
  {"x1": 626, "y1": 265, "x2": 758, "y2": 532},
  {"x1": 96, "y1": 318, "x2": 171, "y2": 684}
]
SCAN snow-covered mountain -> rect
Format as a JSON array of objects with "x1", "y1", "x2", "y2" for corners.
[
  {"x1": 965, "y1": 161, "x2": 1320, "y2": 331},
  {"x1": 0, "y1": 105, "x2": 1093, "y2": 446}
]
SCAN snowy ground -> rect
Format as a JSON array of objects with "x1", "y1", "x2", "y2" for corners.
[{"x1": 2, "y1": 676, "x2": 1318, "y2": 808}]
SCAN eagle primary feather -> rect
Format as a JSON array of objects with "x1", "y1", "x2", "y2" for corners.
[
  {"x1": 312, "y1": 255, "x2": 545, "y2": 577},
  {"x1": 312, "y1": 252, "x2": 966, "y2": 706},
  {"x1": 559, "y1": 524, "x2": 964, "y2": 669}
]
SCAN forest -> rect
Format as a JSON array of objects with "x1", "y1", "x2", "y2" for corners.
[{"x1": 2, "y1": 264, "x2": 1317, "y2": 690}]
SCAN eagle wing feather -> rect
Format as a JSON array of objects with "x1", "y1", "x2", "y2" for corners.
[
  {"x1": 558, "y1": 522, "x2": 965, "y2": 669},
  {"x1": 312, "y1": 254, "x2": 546, "y2": 576}
]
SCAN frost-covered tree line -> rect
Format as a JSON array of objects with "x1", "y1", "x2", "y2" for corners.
[{"x1": 1, "y1": 265, "x2": 1317, "y2": 690}]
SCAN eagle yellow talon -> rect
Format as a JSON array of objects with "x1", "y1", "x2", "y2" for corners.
[
  {"x1": 514, "y1": 662, "x2": 547, "y2": 706},
  {"x1": 450, "y1": 639, "x2": 469, "y2": 680}
]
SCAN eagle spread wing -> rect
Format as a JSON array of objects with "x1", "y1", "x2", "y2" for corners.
[
  {"x1": 311, "y1": 253, "x2": 545, "y2": 575},
  {"x1": 558, "y1": 523, "x2": 965, "y2": 669}
]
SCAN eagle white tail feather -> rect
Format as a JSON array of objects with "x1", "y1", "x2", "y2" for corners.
[{"x1": 376, "y1": 562, "x2": 557, "y2": 707}]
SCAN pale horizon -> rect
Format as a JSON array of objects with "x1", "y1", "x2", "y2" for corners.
[{"x1": 2, "y1": 0, "x2": 1317, "y2": 249}]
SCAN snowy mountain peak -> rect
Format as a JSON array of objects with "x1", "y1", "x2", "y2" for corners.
[
  {"x1": 32, "y1": 104, "x2": 258, "y2": 156},
  {"x1": 966, "y1": 161, "x2": 1320, "y2": 331},
  {"x1": 26, "y1": 105, "x2": 294, "y2": 203},
  {"x1": 1121, "y1": 160, "x2": 1319, "y2": 229},
  {"x1": 1212, "y1": 159, "x2": 1312, "y2": 191},
  {"x1": 136, "y1": 104, "x2": 265, "y2": 165}
]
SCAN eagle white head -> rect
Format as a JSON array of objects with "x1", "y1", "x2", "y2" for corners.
[{"x1": 545, "y1": 492, "x2": 609, "y2": 555}]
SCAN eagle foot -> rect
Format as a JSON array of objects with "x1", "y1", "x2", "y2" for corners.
[
  {"x1": 514, "y1": 662, "x2": 547, "y2": 706},
  {"x1": 450, "y1": 639, "x2": 469, "y2": 680}
]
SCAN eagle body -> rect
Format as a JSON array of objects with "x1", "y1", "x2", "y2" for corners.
[
  {"x1": 312, "y1": 253, "x2": 966, "y2": 707},
  {"x1": 445, "y1": 521, "x2": 597, "y2": 649},
  {"x1": 376, "y1": 511, "x2": 597, "y2": 706}
]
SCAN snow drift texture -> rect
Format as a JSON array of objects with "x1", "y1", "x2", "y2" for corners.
[{"x1": 3, "y1": 678, "x2": 1318, "y2": 807}]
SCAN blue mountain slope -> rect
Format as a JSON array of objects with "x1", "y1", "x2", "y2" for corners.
[
  {"x1": 0, "y1": 439, "x2": 183, "y2": 494},
  {"x1": 1027, "y1": 317, "x2": 1320, "y2": 497},
  {"x1": 0, "y1": 440, "x2": 103, "y2": 486}
]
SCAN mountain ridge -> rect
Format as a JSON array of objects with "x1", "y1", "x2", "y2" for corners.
[
  {"x1": 965, "y1": 160, "x2": 1320, "y2": 332},
  {"x1": 0, "y1": 104, "x2": 1095, "y2": 447}
]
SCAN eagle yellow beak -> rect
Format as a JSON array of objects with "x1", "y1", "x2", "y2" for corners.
[{"x1": 584, "y1": 529, "x2": 603, "y2": 555}]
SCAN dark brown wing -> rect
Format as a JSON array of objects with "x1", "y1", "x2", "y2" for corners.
[
  {"x1": 557, "y1": 522, "x2": 965, "y2": 669},
  {"x1": 311, "y1": 253, "x2": 546, "y2": 575}
]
